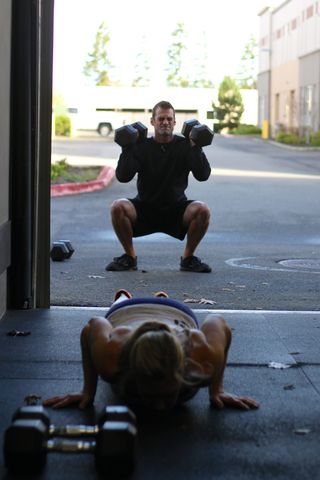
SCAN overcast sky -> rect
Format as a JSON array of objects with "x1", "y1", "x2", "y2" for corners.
[{"x1": 53, "y1": 0, "x2": 280, "y2": 94}]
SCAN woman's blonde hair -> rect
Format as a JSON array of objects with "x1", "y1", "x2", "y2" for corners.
[{"x1": 115, "y1": 321, "x2": 212, "y2": 410}]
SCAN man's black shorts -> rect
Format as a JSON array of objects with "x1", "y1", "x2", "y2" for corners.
[{"x1": 128, "y1": 198, "x2": 194, "y2": 240}]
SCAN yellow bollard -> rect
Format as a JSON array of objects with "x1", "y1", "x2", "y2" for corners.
[{"x1": 261, "y1": 119, "x2": 269, "y2": 139}]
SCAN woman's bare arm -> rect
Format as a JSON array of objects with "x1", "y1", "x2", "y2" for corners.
[
  {"x1": 44, "y1": 316, "x2": 115, "y2": 409},
  {"x1": 201, "y1": 315, "x2": 259, "y2": 410}
]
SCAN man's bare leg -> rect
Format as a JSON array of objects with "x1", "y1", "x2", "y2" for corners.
[
  {"x1": 182, "y1": 201, "x2": 210, "y2": 259},
  {"x1": 110, "y1": 198, "x2": 137, "y2": 258},
  {"x1": 105, "y1": 199, "x2": 138, "y2": 271},
  {"x1": 179, "y1": 201, "x2": 211, "y2": 272}
]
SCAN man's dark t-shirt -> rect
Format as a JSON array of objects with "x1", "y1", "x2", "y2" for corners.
[{"x1": 116, "y1": 135, "x2": 211, "y2": 209}]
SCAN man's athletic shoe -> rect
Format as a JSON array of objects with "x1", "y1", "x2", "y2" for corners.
[
  {"x1": 180, "y1": 255, "x2": 211, "y2": 273},
  {"x1": 105, "y1": 254, "x2": 137, "y2": 271}
]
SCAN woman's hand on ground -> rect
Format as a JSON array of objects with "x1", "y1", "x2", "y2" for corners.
[
  {"x1": 210, "y1": 391, "x2": 259, "y2": 410},
  {"x1": 43, "y1": 392, "x2": 93, "y2": 409}
]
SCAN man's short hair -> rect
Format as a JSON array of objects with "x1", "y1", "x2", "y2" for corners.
[{"x1": 152, "y1": 101, "x2": 175, "y2": 118}]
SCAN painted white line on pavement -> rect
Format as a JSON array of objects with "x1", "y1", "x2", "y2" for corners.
[
  {"x1": 226, "y1": 257, "x2": 320, "y2": 274},
  {"x1": 212, "y1": 168, "x2": 320, "y2": 181},
  {"x1": 51, "y1": 306, "x2": 320, "y2": 315}
]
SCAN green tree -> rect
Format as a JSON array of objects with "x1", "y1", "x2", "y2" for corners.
[
  {"x1": 166, "y1": 24, "x2": 214, "y2": 88},
  {"x1": 83, "y1": 22, "x2": 114, "y2": 86},
  {"x1": 189, "y1": 31, "x2": 214, "y2": 88},
  {"x1": 166, "y1": 22, "x2": 189, "y2": 87},
  {"x1": 235, "y1": 34, "x2": 258, "y2": 89},
  {"x1": 132, "y1": 35, "x2": 151, "y2": 87},
  {"x1": 213, "y1": 76, "x2": 244, "y2": 130}
]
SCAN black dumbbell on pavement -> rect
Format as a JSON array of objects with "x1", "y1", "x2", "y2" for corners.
[
  {"x1": 114, "y1": 121, "x2": 148, "y2": 147},
  {"x1": 4, "y1": 405, "x2": 137, "y2": 475},
  {"x1": 50, "y1": 240, "x2": 74, "y2": 261},
  {"x1": 181, "y1": 119, "x2": 214, "y2": 147},
  {"x1": 11, "y1": 404, "x2": 136, "y2": 436}
]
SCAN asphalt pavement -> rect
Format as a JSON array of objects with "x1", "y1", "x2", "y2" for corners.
[
  {"x1": 1, "y1": 135, "x2": 319, "y2": 479},
  {"x1": 50, "y1": 134, "x2": 320, "y2": 311}
]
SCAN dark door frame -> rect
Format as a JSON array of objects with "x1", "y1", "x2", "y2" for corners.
[{"x1": 8, "y1": 0, "x2": 54, "y2": 309}]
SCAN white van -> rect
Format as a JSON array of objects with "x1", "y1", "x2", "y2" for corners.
[{"x1": 66, "y1": 106, "x2": 125, "y2": 136}]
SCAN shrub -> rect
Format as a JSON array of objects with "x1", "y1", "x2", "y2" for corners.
[
  {"x1": 275, "y1": 131, "x2": 288, "y2": 142},
  {"x1": 275, "y1": 131, "x2": 306, "y2": 145},
  {"x1": 55, "y1": 114, "x2": 71, "y2": 136},
  {"x1": 288, "y1": 135, "x2": 306, "y2": 145},
  {"x1": 231, "y1": 124, "x2": 262, "y2": 135},
  {"x1": 213, "y1": 123, "x2": 227, "y2": 133},
  {"x1": 51, "y1": 159, "x2": 68, "y2": 181},
  {"x1": 310, "y1": 130, "x2": 320, "y2": 146}
]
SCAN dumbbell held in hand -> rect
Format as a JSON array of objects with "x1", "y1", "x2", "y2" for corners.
[
  {"x1": 182, "y1": 119, "x2": 214, "y2": 147},
  {"x1": 115, "y1": 121, "x2": 148, "y2": 147}
]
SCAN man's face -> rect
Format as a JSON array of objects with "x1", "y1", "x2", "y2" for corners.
[{"x1": 151, "y1": 108, "x2": 176, "y2": 140}]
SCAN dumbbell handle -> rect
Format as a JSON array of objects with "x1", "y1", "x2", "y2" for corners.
[
  {"x1": 47, "y1": 437, "x2": 95, "y2": 453},
  {"x1": 49, "y1": 424, "x2": 99, "y2": 437}
]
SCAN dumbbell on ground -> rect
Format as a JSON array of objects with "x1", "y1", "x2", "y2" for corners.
[
  {"x1": 4, "y1": 419, "x2": 136, "y2": 475},
  {"x1": 114, "y1": 121, "x2": 148, "y2": 147},
  {"x1": 11, "y1": 404, "x2": 136, "y2": 437},
  {"x1": 4, "y1": 406, "x2": 137, "y2": 475},
  {"x1": 181, "y1": 119, "x2": 214, "y2": 147},
  {"x1": 50, "y1": 240, "x2": 74, "y2": 261}
]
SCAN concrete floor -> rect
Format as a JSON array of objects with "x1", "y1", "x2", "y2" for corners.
[{"x1": 1, "y1": 307, "x2": 320, "y2": 479}]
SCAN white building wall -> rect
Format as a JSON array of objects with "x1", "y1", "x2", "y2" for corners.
[
  {"x1": 240, "y1": 90, "x2": 258, "y2": 125},
  {"x1": 272, "y1": 0, "x2": 299, "y2": 68},
  {"x1": 299, "y1": 0, "x2": 320, "y2": 57},
  {"x1": 258, "y1": 7, "x2": 273, "y2": 73},
  {"x1": 258, "y1": 0, "x2": 320, "y2": 134}
]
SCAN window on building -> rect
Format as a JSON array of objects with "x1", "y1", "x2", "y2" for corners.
[
  {"x1": 291, "y1": 18, "x2": 297, "y2": 30},
  {"x1": 306, "y1": 5, "x2": 314, "y2": 19},
  {"x1": 300, "y1": 84, "x2": 314, "y2": 128}
]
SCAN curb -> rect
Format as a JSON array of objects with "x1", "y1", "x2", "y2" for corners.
[
  {"x1": 220, "y1": 133, "x2": 320, "y2": 151},
  {"x1": 51, "y1": 165, "x2": 115, "y2": 197},
  {"x1": 266, "y1": 139, "x2": 320, "y2": 152}
]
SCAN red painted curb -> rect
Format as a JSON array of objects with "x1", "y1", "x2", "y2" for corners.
[{"x1": 51, "y1": 166, "x2": 115, "y2": 197}]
